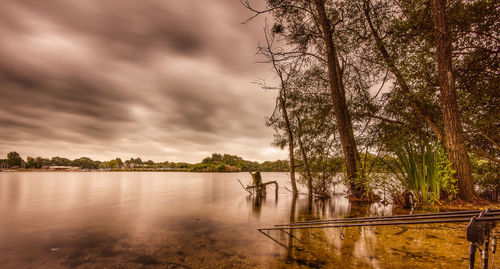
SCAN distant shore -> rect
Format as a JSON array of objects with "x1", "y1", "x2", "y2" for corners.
[
  {"x1": 0, "y1": 168, "x2": 241, "y2": 173},
  {"x1": 0, "y1": 168, "x2": 287, "y2": 173},
  {"x1": 1, "y1": 152, "x2": 290, "y2": 173}
]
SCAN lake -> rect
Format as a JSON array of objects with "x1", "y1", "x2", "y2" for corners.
[{"x1": 0, "y1": 172, "x2": 476, "y2": 268}]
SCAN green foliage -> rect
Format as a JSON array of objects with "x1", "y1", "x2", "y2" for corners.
[
  {"x1": 354, "y1": 0, "x2": 500, "y2": 163},
  {"x1": 297, "y1": 156, "x2": 344, "y2": 197},
  {"x1": 198, "y1": 153, "x2": 284, "y2": 172},
  {"x1": 472, "y1": 159, "x2": 499, "y2": 202},
  {"x1": 189, "y1": 163, "x2": 241, "y2": 172},
  {"x1": 72, "y1": 157, "x2": 100, "y2": 169},
  {"x1": 394, "y1": 142, "x2": 435, "y2": 204},
  {"x1": 24, "y1": 157, "x2": 49, "y2": 169},
  {"x1": 436, "y1": 147, "x2": 458, "y2": 200},
  {"x1": 391, "y1": 142, "x2": 455, "y2": 205},
  {"x1": 7, "y1": 151, "x2": 23, "y2": 168},
  {"x1": 26, "y1": 157, "x2": 36, "y2": 168},
  {"x1": 261, "y1": 160, "x2": 289, "y2": 172},
  {"x1": 50, "y1": 157, "x2": 72, "y2": 166}
]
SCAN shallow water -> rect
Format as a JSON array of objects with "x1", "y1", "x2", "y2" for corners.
[{"x1": 0, "y1": 172, "x2": 484, "y2": 268}]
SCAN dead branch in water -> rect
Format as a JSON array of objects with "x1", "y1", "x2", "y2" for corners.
[
  {"x1": 246, "y1": 180, "x2": 279, "y2": 196},
  {"x1": 237, "y1": 178, "x2": 252, "y2": 194},
  {"x1": 237, "y1": 172, "x2": 279, "y2": 196}
]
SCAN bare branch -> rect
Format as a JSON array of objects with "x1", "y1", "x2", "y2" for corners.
[
  {"x1": 236, "y1": 178, "x2": 252, "y2": 194},
  {"x1": 240, "y1": 0, "x2": 278, "y2": 24}
]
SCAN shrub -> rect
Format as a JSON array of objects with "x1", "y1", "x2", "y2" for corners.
[{"x1": 473, "y1": 160, "x2": 499, "y2": 202}]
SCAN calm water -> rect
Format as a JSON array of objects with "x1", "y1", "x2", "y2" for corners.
[{"x1": 0, "y1": 172, "x2": 477, "y2": 268}]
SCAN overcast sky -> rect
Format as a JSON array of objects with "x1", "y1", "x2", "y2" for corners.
[{"x1": 0, "y1": 0, "x2": 286, "y2": 163}]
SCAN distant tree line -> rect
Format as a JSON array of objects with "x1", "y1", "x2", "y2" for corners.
[
  {"x1": 0, "y1": 151, "x2": 298, "y2": 172},
  {"x1": 0, "y1": 151, "x2": 403, "y2": 175}
]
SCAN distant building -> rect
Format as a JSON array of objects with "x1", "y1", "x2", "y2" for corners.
[
  {"x1": 47, "y1": 166, "x2": 80, "y2": 171},
  {"x1": 125, "y1": 163, "x2": 138, "y2": 169}
]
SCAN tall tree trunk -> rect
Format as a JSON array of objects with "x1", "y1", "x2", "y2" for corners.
[
  {"x1": 314, "y1": 0, "x2": 366, "y2": 199},
  {"x1": 430, "y1": 0, "x2": 475, "y2": 201},
  {"x1": 296, "y1": 115, "x2": 313, "y2": 197},
  {"x1": 280, "y1": 95, "x2": 299, "y2": 196}
]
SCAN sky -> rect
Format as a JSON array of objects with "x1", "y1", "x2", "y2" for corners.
[{"x1": 0, "y1": 0, "x2": 287, "y2": 163}]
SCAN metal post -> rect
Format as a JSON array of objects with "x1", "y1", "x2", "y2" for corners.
[
  {"x1": 493, "y1": 230, "x2": 497, "y2": 254},
  {"x1": 482, "y1": 237, "x2": 489, "y2": 269},
  {"x1": 469, "y1": 243, "x2": 476, "y2": 269},
  {"x1": 492, "y1": 230, "x2": 497, "y2": 269}
]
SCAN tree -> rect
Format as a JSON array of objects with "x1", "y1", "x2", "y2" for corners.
[
  {"x1": 133, "y1": 157, "x2": 142, "y2": 164},
  {"x1": 430, "y1": 0, "x2": 475, "y2": 200},
  {"x1": 7, "y1": 151, "x2": 23, "y2": 168},
  {"x1": 296, "y1": 115, "x2": 313, "y2": 197},
  {"x1": 114, "y1": 158, "x2": 123, "y2": 168},
  {"x1": 37, "y1": 157, "x2": 51, "y2": 167},
  {"x1": 50, "y1": 157, "x2": 72, "y2": 166},
  {"x1": 245, "y1": 0, "x2": 373, "y2": 199},
  {"x1": 453, "y1": 0, "x2": 500, "y2": 165},
  {"x1": 361, "y1": 0, "x2": 445, "y2": 142},
  {"x1": 203, "y1": 153, "x2": 223, "y2": 164},
  {"x1": 357, "y1": 0, "x2": 493, "y2": 201},
  {"x1": 25, "y1": 157, "x2": 51, "y2": 168},
  {"x1": 73, "y1": 157, "x2": 100, "y2": 169},
  {"x1": 242, "y1": 0, "x2": 498, "y2": 202},
  {"x1": 281, "y1": 66, "x2": 340, "y2": 198},
  {"x1": 26, "y1": 157, "x2": 36, "y2": 168},
  {"x1": 313, "y1": 0, "x2": 368, "y2": 199},
  {"x1": 257, "y1": 28, "x2": 299, "y2": 196}
]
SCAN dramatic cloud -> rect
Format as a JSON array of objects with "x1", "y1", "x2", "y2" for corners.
[{"x1": 0, "y1": 0, "x2": 285, "y2": 162}]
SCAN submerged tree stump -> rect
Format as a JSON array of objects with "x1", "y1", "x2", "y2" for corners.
[{"x1": 237, "y1": 171, "x2": 278, "y2": 196}]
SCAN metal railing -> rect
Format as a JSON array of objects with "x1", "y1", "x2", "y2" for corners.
[{"x1": 258, "y1": 208, "x2": 499, "y2": 269}]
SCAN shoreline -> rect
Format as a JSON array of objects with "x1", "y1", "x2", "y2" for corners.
[{"x1": 0, "y1": 169, "x2": 287, "y2": 173}]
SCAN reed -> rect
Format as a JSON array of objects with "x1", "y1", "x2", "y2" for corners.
[{"x1": 393, "y1": 142, "x2": 442, "y2": 205}]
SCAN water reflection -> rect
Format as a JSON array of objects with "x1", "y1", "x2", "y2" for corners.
[
  {"x1": 248, "y1": 193, "x2": 266, "y2": 219},
  {"x1": 247, "y1": 189, "x2": 279, "y2": 219},
  {"x1": 285, "y1": 194, "x2": 298, "y2": 263},
  {"x1": 260, "y1": 195, "x2": 473, "y2": 268},
  {"x1": 353, "y1": 226, "x2": 380, "y2": 269},
  {"x1": 0, "y1": 172, "x2": 479, "y2": 268}
]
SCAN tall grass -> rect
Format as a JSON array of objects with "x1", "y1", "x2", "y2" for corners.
[{"x1": 393, "y1": 142, "x2": 442, "y2": 205}]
